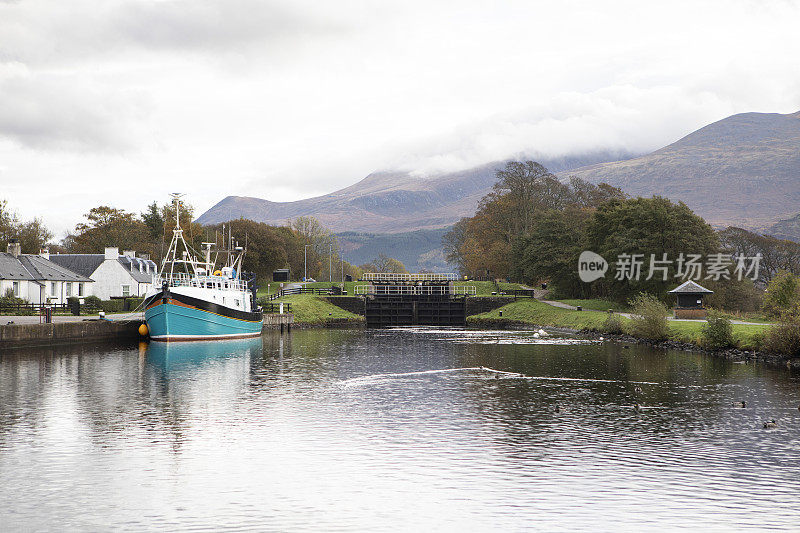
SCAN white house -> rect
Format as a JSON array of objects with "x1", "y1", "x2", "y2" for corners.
[
  {"x1": 0, "y1": 241, "x2": 94, "y2": 304},
  {"x1": 48, "y1": 247, "x2": 157, "y2": 300}
]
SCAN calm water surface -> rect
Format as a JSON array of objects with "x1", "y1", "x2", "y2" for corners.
[{"x1": 1, "y1": 328, "x2": 799, "y2": 531}]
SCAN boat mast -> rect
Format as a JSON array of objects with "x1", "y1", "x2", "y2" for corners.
[{"x1": 159, "y1": 193, "x2": 198, "y2": 280}]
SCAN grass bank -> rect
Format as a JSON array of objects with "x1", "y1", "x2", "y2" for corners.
[
  {"x1": 468, "y1": 299, "x2": 770, "y2": 351},
  {"x1": 556, "y1": 298, "x2": 629, "y2": 312},
  {"x1": 275, "y1": 294, "x2": 364, "y2": 326}
]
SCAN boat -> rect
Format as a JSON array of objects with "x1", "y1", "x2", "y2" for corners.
[{"x1": 143, "y1": 194, "x2": 263, "y2": 341}]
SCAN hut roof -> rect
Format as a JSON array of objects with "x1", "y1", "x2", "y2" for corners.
[{"x1": 668, "y1": 280, "x2": 713, "y2": 294}]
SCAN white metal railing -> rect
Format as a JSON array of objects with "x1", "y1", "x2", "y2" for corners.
[
  {"x1": 361, "y1": 272, "x2": 458, "y2": 282},
  {"x1": 354, "y1": 285, "x2": 476, "y2": 295},
  {"x1": 159, "y1": 274, "x2": 248, "y2": 292}
]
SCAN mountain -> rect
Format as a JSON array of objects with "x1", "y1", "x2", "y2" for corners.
[
  {"x1": 195, "y1": 152, "x2": 632, "y2": 233},
  {"x1": 566, "y1": 110, "x2": 800, "y2": 228},
  {"x1": 765, "y1": 213, "x2": 800, "y2": 242},
  {"x1": 336, "y1": 229, "x2": 451, "y2": 272}
]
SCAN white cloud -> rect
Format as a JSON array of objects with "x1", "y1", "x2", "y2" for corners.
[{"x1": 0, "y1": 0, "x2": 798, "y2": 235}]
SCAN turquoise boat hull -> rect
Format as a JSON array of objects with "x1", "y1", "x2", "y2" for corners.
[{"x1": 144, "y1": 290, "x2": 263, "y2": 341}]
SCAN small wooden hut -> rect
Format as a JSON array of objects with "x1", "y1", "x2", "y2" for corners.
[{"x1": 668, "y1": 280, "x2": 713, "y2": 318}]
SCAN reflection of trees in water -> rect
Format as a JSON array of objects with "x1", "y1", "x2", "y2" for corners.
[
  {"x1": 455, "y1": 340, "x2": 799, "y2": 451},
  {"x1": 252, "y1": 329, "x2": 371, "y2": 391}
]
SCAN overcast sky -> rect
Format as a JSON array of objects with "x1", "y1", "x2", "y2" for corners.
[{"x1": 1, "y1": 0, "x2": 798, "y2": 236}]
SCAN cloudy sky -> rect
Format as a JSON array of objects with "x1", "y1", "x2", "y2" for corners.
[{"x1": 1, "y1": 0, "x2": 798, "y2": 236}]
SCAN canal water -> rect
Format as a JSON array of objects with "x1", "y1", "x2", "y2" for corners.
[{"x1": 1, "y1": 328, "x2": 799, "y2": 531}]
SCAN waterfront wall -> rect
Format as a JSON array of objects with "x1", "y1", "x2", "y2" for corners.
[
  {"x1": 0, "y1": 320, "x2": 140, "y2": 349},
  {"x1": 262, "y1": 313, "x2": 294, "y2": 329},
  {"x1": 466, "y1": 297, "x2": 510, "y2": 316}
]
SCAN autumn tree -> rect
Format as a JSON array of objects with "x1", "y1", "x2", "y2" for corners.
[
  {"x1": 69, "y1": 206, "x2": 150, "y2": 253},
  {"x1": 1, "y1": 199, "x2": 54, "y2": 253},
  {"x1": 360, "y1": 253, "x2": 407, "y2": 273}
]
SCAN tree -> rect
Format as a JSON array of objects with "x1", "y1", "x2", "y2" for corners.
[
  {"x1": 442, "y1": 218, "x2": 469, "y2": 275},
  {"x1": 586, "y1": 196, "x2": 719, "y2": 302},
  {"x1": 360, "y1": 253, "x2": 407, "y2": 273},
  {"x1": 719, "y1": 226, "x2": 800, "y2": 284},
  {"x1": 16, "y1": 218, "x2": 53, "y2": 254},
  {"x1": 206, "y1": 219, "x2": 305, "y2": 282},
  {"x1": 511, "y1": 208, "x2": 591, "y2": 297},
  {"x1": 762, "y1": 270, "x2": 800, "y2": 316},
  {"x1": 1, "y1": 199, "x2": 56, "y2": 253},
  {"x1": 69, "y1": 206, "x2": 150, "y2": 253},
  {"x1": 450, "y1": 162, "x2": 624, "y2": 280}
]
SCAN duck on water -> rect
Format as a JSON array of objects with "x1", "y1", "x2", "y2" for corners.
[{"x1": 143, "y1": 194, "x2": 263, "y2": 341}]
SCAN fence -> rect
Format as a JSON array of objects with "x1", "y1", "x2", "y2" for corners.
[
  {"x1": 266, "y1": 286, "x2": 341, "y2": 301},
  {"x1": 0, "y1": 302, "x2": 103, "y2": 315},
  {"x1": 354, "y1": 285, "x2": 476, "y2": 296},
  {"x1": 260, "y1": 302, "x2": 293, "y2": 314},
  {"x1": 508, "y1": 289, "x2": 536, "y2": 299},
  {"x1": 361, "y1": 273, "x2": 458, "y2": 282}
]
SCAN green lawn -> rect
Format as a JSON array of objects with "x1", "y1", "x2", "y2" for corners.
[
  {"x1": 274, "y1": 294, "x2": 364, "y2": 325},
  {"x1": 468, "y1": 299, "x2": 609, "y2": 330},
  {"x1": 667, "y1": 321, "x2": 769, "y2": 350},
  {"x1": 556, "y1": 298, "x2": 629, "y2": 312},
  {"x1": 469, "y1": 298, "x2": 771, "y2": 351}
]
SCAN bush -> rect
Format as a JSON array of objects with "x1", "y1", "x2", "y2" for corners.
[
  {"x1": 100, "y1": 299, "x2": 125, "y2": 313},
  {"x1": 0, "y1": 291, "x2": 34, "y2": 315},
  {"x1": 704, "y1": 278, "x2": 763, "y2": 313},
  {"x1": 83, "y1": 295, "x2": 102, "y2": 308},
  {"x1": 126, "y1": 297, "x2": 145, "y2": 311},
  {"x1": 701, "y1": 311, "x2": 734, "y2": 349},
  {"x1": 627, "y1": 293, "x2": 669, "y2": 341},
  {"x1": 601, "y1": 312, "x2": 625, "y2": 334},
  {"x1": 762, "y1": 270, "x2": 800, "y2": 317},
  {"x1": 763, "y1": 314, "x2": 800, "y2": 356}
]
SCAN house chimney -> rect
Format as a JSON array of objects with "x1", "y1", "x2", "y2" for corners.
[
  {"x1": 104, "y1": 247, "x2": 119, "y2": 260},
  {"x1": 123, "y1": 250, "x2": 135, "y2": 258},
  {"x1": 7, "y1": 239, "x2": 21, "y2": 258},
  {"x1": 40, "y1": 247, "x2": 50, "y2": 260}
]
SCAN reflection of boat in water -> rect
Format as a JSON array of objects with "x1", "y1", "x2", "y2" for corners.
[
  {"x1": 143, "y1": 194, "x2": 263, "y2": 341},
  {"x1": 146, "y1": 337, "x2": 263, "y2": 370}
]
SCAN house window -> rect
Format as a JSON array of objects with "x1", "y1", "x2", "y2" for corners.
[
  {"x1": 66, "y1": 282, "x2": 72, "y2": 297},
  {"x1": 51, "y1": 282, "x2": 57, "y2": 297},
  {"x1": 78, "y1": 283, "x2": 84, "y2": 297},
  {"x1": 121, "y1": 285, "x2": 130, "y2": 297},
  {"x1": 12, "y1": 281, "x2": 19, "y2": 297}
]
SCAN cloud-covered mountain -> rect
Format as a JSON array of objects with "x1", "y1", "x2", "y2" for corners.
[
  {"x1": 196, "y1": 152, "x2": 632, "y2": 232},
  {"x1": 566, "y1": 110, "x2": 800, "y2": 228}
]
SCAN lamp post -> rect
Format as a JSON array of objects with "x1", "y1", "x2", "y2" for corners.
[
  {"x1": 329, "y1": 243, "x2": 332, "y2": 283},
  {"x1": 304, "y1": 244, "x2": 312, "y2": 282}
]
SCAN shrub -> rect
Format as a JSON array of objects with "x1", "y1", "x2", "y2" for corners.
[
  {"x1": 100, "y1": 299, "x2": 125, "y2": 313},
  {"x1": 83, "y1": 295, "x2": 102, "y2": 308},
  {"x1": 0, "y1": 291, "x2": 34, "y2": 315},
  {"x1": 627, "y1": 292, "x2": 669, "y2": 341},
  {"x1": 762, "y1": 270, "x2": 800, "y2": 317},
  {"x1": 704, "y1": 278, "x2": 763, "y2": 313},
  {"x1": 763, "y1": 314, "x2": 800, "y2": 356},
  {"x1": 126, "y1": 297, "x2": 145, "y2": 311},
  {"x1": 701, "y1": 311, "x2": 734, "y2": 349},
  {"x1": 601, "y1": 312, "x2": 625, "y2": 334}
]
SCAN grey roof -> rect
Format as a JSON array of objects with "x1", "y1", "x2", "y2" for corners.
[
  {"x1": 49, "y1": 253, "x2": 157, "y2": 283},
  {"x1": 118, "y1": 256, "x2": 158, "y2": 283},
  {"x1": 18, "y1": 255, "x2": 94, "y2": 282},
  {"x1": 0, "y1": 252, "x2": 35, "y2": 280},
  {"x1": 47, "y1": 254, "x2": 105, "y2": 278},
  {"x1": 669, "y1": 280, "x2": 713, "y2": 294}
]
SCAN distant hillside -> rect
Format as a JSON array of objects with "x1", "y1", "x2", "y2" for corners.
[
  {"x1": 196, "y1": 152, "x2": 632, "y2": 233},
  {"x1": 566, "y1": 111, "x2": 800, "y2": 228},
  {"x1": 765, "y1": 213, "x2": 800, "y2": 242},
  {"x1": 337, "y1": 228, "x2": 452, "y2": 272}
]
